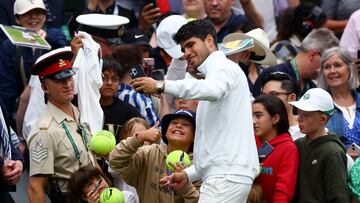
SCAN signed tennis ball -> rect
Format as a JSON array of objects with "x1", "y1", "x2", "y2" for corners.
[
  {"x1": 90, "y1": 130, "x2": 116, "y2": 155},
  {"x1": 165, "y1": 150, "x2": 191, "y2": 173},
  {"x1": 100, "y1": 187, "x2": 124, "y2": 203}
]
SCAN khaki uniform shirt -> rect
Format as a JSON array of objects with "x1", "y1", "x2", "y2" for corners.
[{"x1": 27, "y1": 102, "x2": 95, "y2": 192}]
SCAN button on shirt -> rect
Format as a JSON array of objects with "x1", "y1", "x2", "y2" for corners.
[{"x1": 27, "y1": 102, "x2": 95, "y2": 192}]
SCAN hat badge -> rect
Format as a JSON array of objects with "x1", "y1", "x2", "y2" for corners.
[
  {"x1": 58, "y1": 59, "x2": 66, "y2": 68},
  {"x1": 303, "y1": 93, "x2": 311, "y2": 100}
]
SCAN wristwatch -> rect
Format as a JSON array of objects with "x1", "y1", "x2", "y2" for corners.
[{"x1": 155, "y1": 80, "x2": 165, "y2": 94}]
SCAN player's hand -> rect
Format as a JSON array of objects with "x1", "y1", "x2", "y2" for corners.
[
  {"x1": 131, "y1": 77, "x2": 158, "y2": 94},
  {"x1": 159, "y1": 171, "x2": 189, "y2": 191}
]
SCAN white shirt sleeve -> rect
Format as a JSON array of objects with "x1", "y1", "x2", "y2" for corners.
[
  {"x1": 165, "y1": 58, "x2": 187, "y2": 80},
  {"x1": 184, "y1": 165, "x2": 201, "y2": 183}
]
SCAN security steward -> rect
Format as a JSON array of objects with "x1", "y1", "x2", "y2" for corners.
[{"x1": 27, "y1": 48, "x2": 96, "y2": 203}]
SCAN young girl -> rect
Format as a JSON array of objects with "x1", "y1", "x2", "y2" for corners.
[
  {"x1": 252, "y1": 95, "x2": 299, "y2": 203},
  {"x1": 68, "y1": 165, "x2": 136, "y2": 203},
  {"x1": 107, "y1": 117, "x2": 150, "y2": 203},
  {"x1": 119, "y1": 117, "x2": 150, "y2": 142}
]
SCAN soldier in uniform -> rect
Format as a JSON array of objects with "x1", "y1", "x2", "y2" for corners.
[{"x1": 27, "y1": 48, "x2": 96, "y2": 203}]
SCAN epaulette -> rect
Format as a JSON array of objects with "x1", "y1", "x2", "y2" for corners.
[{"x1": 38, "y1": 112, "x2": 53, "y2": 130}]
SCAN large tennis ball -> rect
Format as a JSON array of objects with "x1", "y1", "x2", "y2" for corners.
[
  {"x1": 100, "y1": 187, "x2": 124, "y2": 203},
  {"x1": 90, "y1": 130, "x2": 116, "y2": 155},
  {"x1": 165, "y1": 150, "x2": 191, "y2": 173}
]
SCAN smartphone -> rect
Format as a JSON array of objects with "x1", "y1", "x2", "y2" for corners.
[
  {"x1": 257, "y1": 141, "x2": 274, "y2": 163},
  {"x1": 347, "y1": 142, "x2": 360, "y2": 157},
  {"x1": 143, "y1": 58, "x2": 155, "y2": 77},
  {"x1": 143, "y1": 0, "x2": 156, "y2": 7},
  {"x1": 129, "y1": 64, "x2": 146, "y2": 79},
  {"x1": 152, "y1": 69, "x2": 165, "y2": 81}
]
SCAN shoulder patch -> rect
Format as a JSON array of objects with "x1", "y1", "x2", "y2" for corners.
[{"x1": 30, "y1": 139, "x2": 48, "y2": 163}]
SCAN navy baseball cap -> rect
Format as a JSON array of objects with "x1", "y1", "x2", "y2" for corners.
[{"x1": 161, "y1": 109, "x2": 196, "y2": 144}]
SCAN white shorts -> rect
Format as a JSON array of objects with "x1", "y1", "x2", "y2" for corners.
[{"x1": 198, "y1": 175, "x2": 252, "y2": 203}]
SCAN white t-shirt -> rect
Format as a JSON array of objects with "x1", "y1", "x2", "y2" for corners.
[
  {"x1": 334, "y1": 102, "x2": 356, "y2": 129},
  {"x1": 72, "y1": 31, "x2": 104, "y2": 134},
  {"x1": 23, "y1": 75, "x2": 46, "y2": 139}
]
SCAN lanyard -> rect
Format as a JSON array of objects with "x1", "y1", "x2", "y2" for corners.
[
  {"x1": 61, "y1": 121, "x2": 88, "y2": 162},
  {"x1": 291, "y1": 58, "x2": 311, "y2": 94},
  {"x1": 290, "y1": 58, "x2": 300, "y2": 82}
]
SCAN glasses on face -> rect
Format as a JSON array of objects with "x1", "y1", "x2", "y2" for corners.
[
  {"x1": 262, "y1": 91, "x2": 290, "y2": 97},
  {"x1": 102, "y1": 73, "x2": 120, "y2": 83}
]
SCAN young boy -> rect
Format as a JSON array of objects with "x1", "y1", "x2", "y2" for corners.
[
  {"x1": 100, "y1": 57, "x2": 141, "y2": 142},
  {"x1": 289, "y1": 88, "x2": 350, "y2": 202},
  {"x1": 109, "y1": 109, "x2": 199, "y2": 203}
]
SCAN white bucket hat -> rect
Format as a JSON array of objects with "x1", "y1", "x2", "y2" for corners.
[
  {"x1": 156, "y1": 15, "x2": 188, "y2": 59},
  {"x1": 223, "y1": 28, "x2": 277, "y2": 66},
  {"x1": 76, "y1": 14, "x2": 129, "y2": 30},
  {"x1": 14, "y1": 0, "x2": 46, "y2": 15},
  {"x1": 289, "y1": 88, "x2": 334, "y2": 115}
]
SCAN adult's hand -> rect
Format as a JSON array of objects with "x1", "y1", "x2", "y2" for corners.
[
  {"x1": 70, "y1": 35, "x2": 84, "y2": 57},
  {"x1": 239, "y1": 0, "x2": 264, "y2": 29},
  {"x1": 3, "y1": 160, "x2": 23, "y2": 185},
  {"x1": 139, "y1": 3, "x2": 161, "y2": 32},
  {"x1": 159, "y1": 171, "x2": 189, "y2": 191}
]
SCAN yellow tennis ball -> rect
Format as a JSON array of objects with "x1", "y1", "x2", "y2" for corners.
[
  {"x1": 90, "y1": 130, "x2": 116, "y2": 155},
  {"x1": 187, "y1": 17, "x2": 197, "y2": 22},
  {"x1": 100, "y1": 187, "x2": 124, "y2": 203},
  {"x1": 165, "y1": 150, "x2": 191, "y2": 173}
]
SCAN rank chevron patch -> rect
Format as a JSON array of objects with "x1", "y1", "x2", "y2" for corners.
[{"x1": 31, "y1": 148, "x2": 48, "y2": 163}]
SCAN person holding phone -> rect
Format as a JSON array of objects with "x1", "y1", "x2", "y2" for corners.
[
  {"x1": 131, "y1": 19, "x2": 259, "y2": 203},
  {"x1": 252, "y1": 95, "x2": 299, "y2": 203},
  {"x1": 113, "y1": 44, "x2": 160, "y2": 127}
]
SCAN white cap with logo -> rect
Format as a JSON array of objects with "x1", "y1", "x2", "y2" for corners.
[
  {"x1": 289, "y1": 88, "x2": 335, "y2": 115},
  {"x1": 156, "y1": 15, "x2": 188, "y2": 59},
  {"x1": 14, "y1": 0, "x2": 46, "y2": 15}
]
